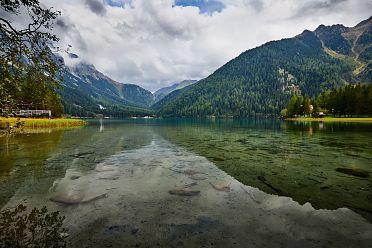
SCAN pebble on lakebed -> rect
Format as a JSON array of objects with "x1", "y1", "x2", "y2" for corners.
[
  {"x1": 70, "y1": 175, "x2": 80, "y2": 180},
  {"x1": 190, "y1": 174, "x2": 208, "y2": 180},
  {"x1": 210, "y1": 181, "x2": 231, "y2": 192},
  {"x1": 169, "y1": 188, "x2": 200, "y2": 196},
  {"x1": 336, "y1": 168, "x2": 369, "y2": 178}
]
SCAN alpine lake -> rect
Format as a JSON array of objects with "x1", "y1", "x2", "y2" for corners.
[{"x1": 1, "y1": 118, "x2": 371, "y2": 247}]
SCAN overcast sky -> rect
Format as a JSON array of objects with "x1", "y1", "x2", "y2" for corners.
[{"x1": 41, "y1": 0, "x2": 371, "y2": 92}]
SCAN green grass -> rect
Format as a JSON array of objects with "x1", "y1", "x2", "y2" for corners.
[
  {"x1": 286, "y1": 117, "x2": 372, "y2": 122},
  {"x1": 0, "y1": 117, "x2": 87, "y2": 129}
]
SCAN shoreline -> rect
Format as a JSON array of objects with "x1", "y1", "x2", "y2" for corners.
[
  {"x1": 0, "y1": 117, "x2": 87, "y2": 130},
  {"x1": 285, "y1": 117, "x2": 372, "y2": 122}
]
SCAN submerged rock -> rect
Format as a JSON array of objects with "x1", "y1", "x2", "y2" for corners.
[
  {"x1": 70, "y1": 175, "x2": 80, "y2": 180},
  {"x1": 107, "y1": 224, "x2": 128, "y2": 233},
  {"x1": 99, "y1": 176, "x2": 119, "y2": 180},
  {"x1": 257, "y1": 176, "x2": 287, "y2": 196},
  {"x1": 59, "y1": 232, "x2": 69, "y2": 238},
  {"x1": 320, "y1": 186, "x2": 331, "y2": 190},
  {"x1": 183, "y1": 169, "x2": 199, "y2": 175},
  {"x1": 50, "y1": 193, "x2": 107, "y2": 205},
  {"x1": 212, "y1": 157, "x2": 225, "y2": 161},
  {"x1": 236, "y1": 139, "x2": 248, "y2": 144},
  {"x1": 190, "y1": 174, "x2": 208, "y2": 180},
  {"x1": 169, "y1": 189, "x2": 200, "y2": 196},
  {"x1": 210, "y1": 181, "x2": 231, "y2": 192},
  {"x1": 240, "y1": 185, "x2": 261, "y2": 204},
  {"x1": 336, "y1": 168, "x2": 369, "y2": 178},
  {"x1": 69, "y1": 152, "x2": 93, "y2": 158},
  {"x1": 96, "y1": 165, "x2": 116, "y2": 172},
  {"x1": 184, "y1": 182, "x2": 198, "y2": 188}
]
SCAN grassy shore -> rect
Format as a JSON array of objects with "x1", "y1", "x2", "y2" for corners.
[
  {"x1": 0, "y1": 117, "x2": 87, "y2": 129},
  {"x1": 286, "y1": 117, "x2": 372, "y2": 122}
]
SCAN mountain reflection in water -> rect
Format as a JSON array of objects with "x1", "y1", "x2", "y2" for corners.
[{"x1": 0, "y1": 119, "x2": 371, "y2": 247}]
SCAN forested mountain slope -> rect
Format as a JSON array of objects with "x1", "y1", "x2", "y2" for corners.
[{"x1": 157, "y1": 17, "x2": 371, "y2": 117}]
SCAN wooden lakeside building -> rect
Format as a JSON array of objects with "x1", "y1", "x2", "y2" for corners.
[
  {"x1": 1, "y1": 109, "x2": 52, "y2": 118},
  {"x1": 1, "y1": 100, "x2": 52, "y2": 118}
]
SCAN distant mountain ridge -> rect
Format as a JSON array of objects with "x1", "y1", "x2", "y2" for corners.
[
  {"x1": 156, "y1": 17, "x2": 372, "y2": 117},
  {"x1": 153, "y1": 80, "x2": 197, "y2": 102},
  {"x1": 57, "y1": 56, "x2": 200, "y2": 117},
  {"x1": 70, "y1": 63, "x2": 154, "y2": 107},
  {"x1": 314, "y1": 16, "x2": 371, "y2": 81},
  {"x1": 58, "y1": 59, "x2": 154, "y2": 117}
]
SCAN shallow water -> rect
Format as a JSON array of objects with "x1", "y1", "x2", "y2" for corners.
[{"x1": 0, "y1": 119, "x2": 371, "y2": 247}]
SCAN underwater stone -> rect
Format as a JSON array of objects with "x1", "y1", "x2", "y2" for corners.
[
  {"x1": 210, "y1": 181, "x2": 231, "y2": 192},
  {"x1": 70, "y1": 175, "x2": 80, "y2": 180},
  {"x1": 336, "y1": 168, "x2": 369, "y2": 178},
  {"x1": 320, "y1": 186, "x2": 331, "y2": 190},
  {"x1": 183, "y1": 169, "x2": 200, "y2": 175},
  {"x1": 190, "y1": 174, "x2": 208, "y2": 180},
  {"x1": 99, "y1": 176, "x2": 119, "y2": 180},
  {"x1": 212, "y1": 157, "x2": 225, "y2": 161},
  {"x1": 50, "y1": 193, "x2": 107, "y2": 205},
  {"x1": 96, "y1": 167, "x2": 115, "y2": 172},
  {"x1": 169, "y1": 189, "x2": 200, "y2": 196}
]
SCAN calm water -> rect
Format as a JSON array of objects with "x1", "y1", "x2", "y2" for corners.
[{"x1": 0, "y1": 119, "x2": 372, "y2": 247}]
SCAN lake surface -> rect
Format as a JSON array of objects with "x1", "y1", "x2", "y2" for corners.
[{"x1": 1, "y1": 118, "x2": 372, "y2": 247}]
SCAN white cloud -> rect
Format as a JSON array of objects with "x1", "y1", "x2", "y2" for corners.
[{"x1": 41, "y1": 0, "x2": 371, "y2": 91}]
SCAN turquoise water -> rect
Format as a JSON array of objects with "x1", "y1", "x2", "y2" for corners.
[{"x1": 0, "y1": 119, "x2": 371, "y2": 247}]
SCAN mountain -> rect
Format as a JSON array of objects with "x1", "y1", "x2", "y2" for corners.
[
  {"x1": 153, "y1": 80, "x2": 198, "y2": 102},
  {"x1": 157, "y1": 17, "x2": 372, "y2": 117},
  {"x1": 70, "y1": 63, "x2": 154, "y2": 107},
  {"x1": 58, "y1": 61, "x2": 154, "y2": 117},
  {"x1": 151, "y1": 85, "x2": 189, "y2": 111}
]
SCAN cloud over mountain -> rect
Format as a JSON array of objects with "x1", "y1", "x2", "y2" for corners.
[{"x1": 41, "y1": 0, "x2": 371, "y2": 91}]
